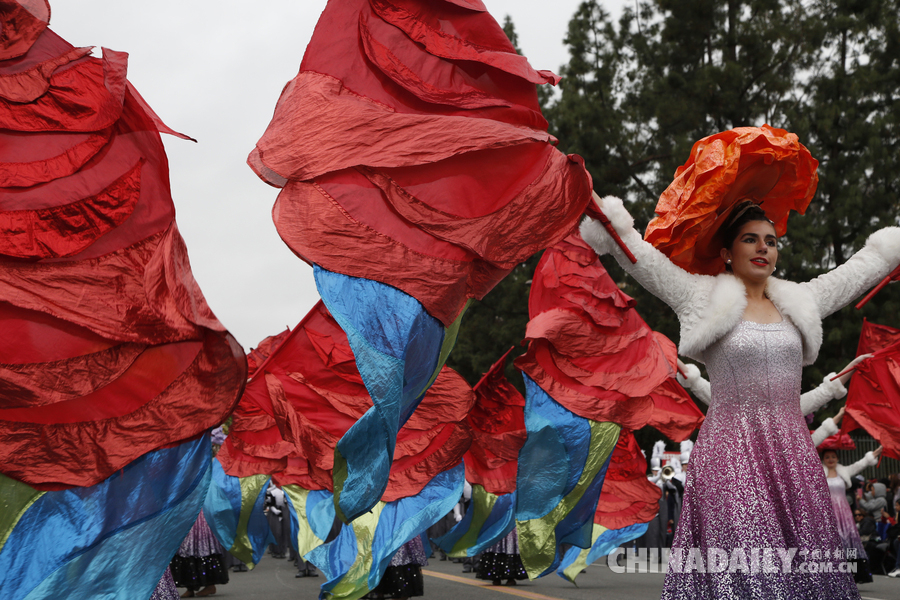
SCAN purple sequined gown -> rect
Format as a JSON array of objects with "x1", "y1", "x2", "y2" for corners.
[
  {"x1": 826, "y1": 476, "x2": 868, "y2": 560},
  {"x1": 661, "y1": 320, "x2": 859, "y2": 599}
]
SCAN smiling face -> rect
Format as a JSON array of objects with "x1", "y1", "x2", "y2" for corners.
[
  {"x1": 822, "y1": 450, "x2": 838, "y2": 468},
  {"x1": 720, "y1": 220, "x2": 778, "y2": 284}
]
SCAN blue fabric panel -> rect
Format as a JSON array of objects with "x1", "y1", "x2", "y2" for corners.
[
  {"x1": 467, "y1": 492, "x2": 517, "y2": 556},
  {"x1": 367, "y1": 463, "x2": 464, "y2": 589},
  {"x1": 248, "y1": 481, "x2": 275, "y2": 566},
  {"x1": 516, "y1": 376, "x2": 589, "y2": 520},
  {"x1": 203, "y1": 460, "x2": 240, "y2": 550},
  {"x1": 432, "y1": 492, "x2": 476, "y2": 554},
  {"x1": 310, "y1": 520, "x2": 357, "y2": 586},
  {"x1": 553, "y1": 448, "x2": 614, "y2": 548},
  {"x1": 314, "y1": 267, "x2": 445, "y2": 522},
  {"x1": 557, "y1": 522, "x2": 649, "y2": 578},
  {"x1": 1, "y1": 436, "x2": 210, "y2": 600}
]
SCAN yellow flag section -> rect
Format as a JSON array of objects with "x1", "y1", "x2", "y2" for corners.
[{"x1": 283, "y1": 463, "x2": 464, "y2": 600}]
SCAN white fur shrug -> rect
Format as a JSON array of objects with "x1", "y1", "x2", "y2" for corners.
[
  {"x1": 824, "y1": 452, "x2": 879, "y2": 489},
  {"x1": 581, "y1": 196, "x2": 900, "y2": 365}
]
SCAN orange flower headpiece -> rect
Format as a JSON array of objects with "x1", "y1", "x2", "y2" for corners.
[{"x1": 644, "y1": 125, "x2": 818, "y2": 275}]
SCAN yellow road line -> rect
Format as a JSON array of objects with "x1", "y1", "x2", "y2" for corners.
[{"x1": 422, "y1": 570, "x2": 565, "y2": 600}]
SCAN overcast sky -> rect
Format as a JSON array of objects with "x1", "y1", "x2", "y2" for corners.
[{"x1": 50, "y1": 0, "x2": 627, "y2": 351}]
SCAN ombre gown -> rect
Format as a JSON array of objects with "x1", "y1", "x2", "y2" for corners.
[
  {"x1": 661, "y1": 319, "x2": 859, "y2": 599},
  {"x1": 827, "y1": 475, "x2": 872, "y2": 583}
]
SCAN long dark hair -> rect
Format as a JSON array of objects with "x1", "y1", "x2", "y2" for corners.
[{"x1": 721, "y1": 201, "x2": 775, "y2": 272}]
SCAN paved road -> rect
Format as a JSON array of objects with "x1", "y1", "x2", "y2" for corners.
[{"x1": 194, "y1": 553, "x2": 899, "y2": 599}]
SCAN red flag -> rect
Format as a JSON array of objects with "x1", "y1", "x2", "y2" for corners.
[
  {"x1": 842, "y1": 319, "x2": 900, "y2": 460},
  {"x1": 813, "y1": 431, "x2": 856, "y2": 451},
  {"x1": 248, "y1": 0, "x2": 591, "y2": 327},
  {"x1": 247, "y1": 329, "x2": 291, "y2": 377},
  {"x1": 464, "y1": 349, "x2": 527, "y2": 495},
  {"x1": 0, "y1": 23, "x2": 245, "y2": 489},
  {"x1": 593, "y1": 430, "x2": 661, "y2": 530}
]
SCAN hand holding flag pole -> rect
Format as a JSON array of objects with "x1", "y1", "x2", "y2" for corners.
[
  {"x1": 585, "y1": 191, "x2": 637, "y2": 264},
  {"x1": 829, "y1": 353, "x2": 874, "y2": 382}
]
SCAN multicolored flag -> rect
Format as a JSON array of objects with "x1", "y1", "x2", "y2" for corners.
[
  {"x1": 203, "y1": 459, "x2": 273, "y2": 569},
  {"x1": 248, "y1": 0, "x2": 592, "y2": 523},
  {"x1": 514, "y1": 233, "x2": 702, "y2": 577},
  {"x1": 557, "y1": 430, "x2": 661, "y2": 583},
  {"x1": 285, "y1": 464, "x2": 464, "y2": 600},
  {"x1": 0, "y1": 4, "x2": 245, "y2": 596},
  {"x1": 0, "y1": 435, "x2": 213, "y2": 600},
  {"x1": 219, "y1": 302, "x2": 476, "y2": 597}
]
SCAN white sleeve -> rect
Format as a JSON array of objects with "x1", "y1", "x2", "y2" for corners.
[
  {"x1": 801, "y1": 227, "x2": 900, "y2": 319},
  {"x1": 676, "y1": 363, "x2": 711, "y2": 405},
  {"x1": 580, "y1": 196, "x2": 709, "y2": 316},
  {"x1": 799, "y1": 374, "x2": 848, "y2": 416},
  {"x1": 810, "y1": 418, "x2": 839, "y2": 447},
  {"x1": 844, "y1": 451, "x2": 879, "y2": 479}
]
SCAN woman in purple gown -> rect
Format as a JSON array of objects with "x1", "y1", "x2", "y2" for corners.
[
  {"x1": 821, "y1": 446, "x2": 882, "y2": 583},
  {"x1": 581, "y1": 192, "x2": 900, "y2": 599}
]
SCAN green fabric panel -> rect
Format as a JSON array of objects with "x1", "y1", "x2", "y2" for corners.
[
  {"x1": 448, "y1": 484, "x2": 498, "y2": 558},
  {"x1": 518, "y1": 420, "x2": 620, "y2": 578},
  {"x1": 0, "y1": 474, "x2": 44, "y2": 554},
  {"x1": 229, "y1": 473, "x2": 270, "y2": 567},
  {"x1": 283, "y1": 485, "x2": 327, "y2": 557}
]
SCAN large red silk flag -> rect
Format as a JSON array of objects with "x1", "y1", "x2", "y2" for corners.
[
  {"x1": 219, "y1": 302, "x2": 475, "y2": 501},
  {"x1": 248, "y1": 0, "x2": 592, "y2": 327},
  {"x1": 0, "y1": 19, "x2": 246, "y2": 489},
  {"x1": 842, "y1": 319, "x2": 900, "y2": 460}
]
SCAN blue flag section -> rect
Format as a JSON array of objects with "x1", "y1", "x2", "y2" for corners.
[
  {"x1": 285, "y1": 463, "x2": 465, "y2": 600},
  {"x1": 515, "y1": 376, "x2": 621, "y2": 579},
  {"x1": 558, "y1": 522, "x2": 649, "y2": 583},
  {"x1": 314, "y1": 267, "x2": 465, "y2": 523},
  {"x1": 435, "y1": 486, "x2": 516, "y2": 558},
  {"x1": 203, "y1": 459, "x2": 273, "y2": 568},
  {"x1": 0, "y1": 435, "x2": 212, "y2": 600}
]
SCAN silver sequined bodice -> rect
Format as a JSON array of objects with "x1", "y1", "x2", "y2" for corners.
[{"x1": 703, "y1": 319, "x2": 804, "y2": 419}]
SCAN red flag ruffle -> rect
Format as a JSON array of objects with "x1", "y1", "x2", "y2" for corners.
[
  {"x1": 0, "y1": 24, "x2": 245, "y2": 490},
  {"x1": 515, "y1": 233, "x2": 704, "y2": 437},
  {"x1": 220, "y1": 301, "x2": 474, "y2": 501},
  {"x1": 249, "y1": 0, "x2": 591, "y2": 326},
  {"x1": 593, "y1": 430, "x2": 661, "y2": 530}
]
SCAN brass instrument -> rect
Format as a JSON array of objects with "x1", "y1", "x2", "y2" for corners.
[{"x1": 661, "y1": 465, "x2": 675, "y2": 481}]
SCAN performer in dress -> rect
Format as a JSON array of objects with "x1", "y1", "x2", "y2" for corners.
[
  {"x1": 170, "y1": 510, "x2": 229, "y2": 598},
  {"x1": 475, "y1": 529, "x2": 528, "y2": 586},
  {"x1": 821, "y1": 446, "x2": 882, "y2": 583},
  {"x1": 365, "y1": 536, "x2": 428, "y2": 600},
  {"x1": 580, "y1": 126, "x2": 900, "y2": 599}
]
